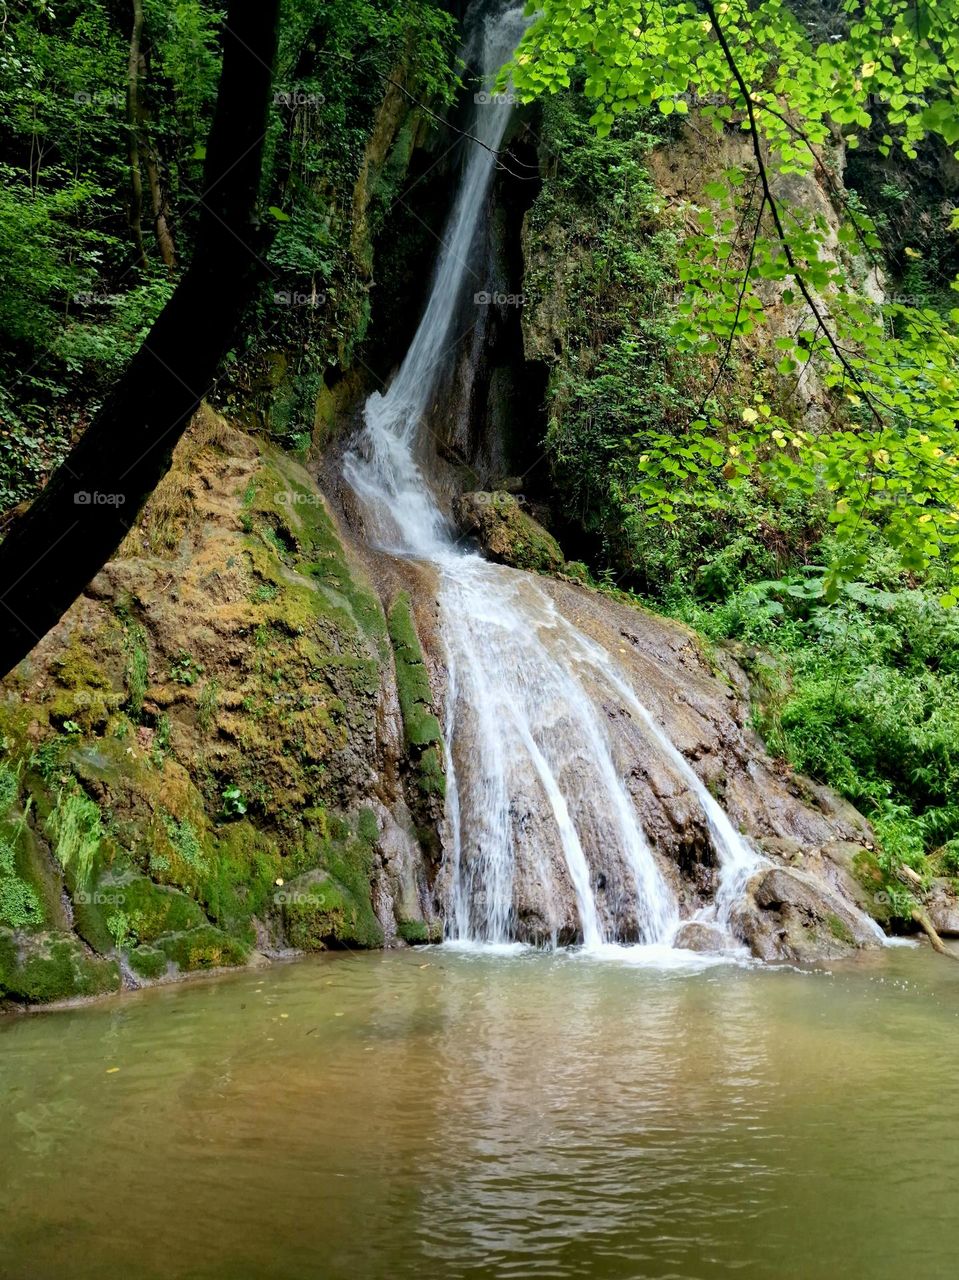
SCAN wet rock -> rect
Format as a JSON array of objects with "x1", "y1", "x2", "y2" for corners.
[
  {"x1": 0, "y1": 408, "x2": 435, "y2": 1002},
  {"x1": 926, "y1": 880, "x2": 959, "y2": 937},
  {"x1": 735, "y1": 867, "x2": 880, "y2": 963},
  {"x1": 455, "y1": 491, "x2": 565, "y2": 572},
  {"x1": 0, "y1": 929, "x2": 120, "y2": 1003},
  {"x1": 672, "y1": 922, "x2": 727, "y2": 953}
]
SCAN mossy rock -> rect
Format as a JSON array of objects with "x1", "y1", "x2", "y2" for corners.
[
  {"x1": 292, "y1": 810, "x2": 384, "y2": 948},
  {"x1": 0, "y1": 929, "x2": 120, "y2": 1003},
  {"x1": 127, "y1": 944, "x2": 169, "y2": 981},
  {"x1": 455, "y1": 491, "x2": 565, "y2": 573},
  {"x1": 0, "y1": 420, "x2": 403, "y2": 994},
  {"x1": 852, "y1": 849, "x2": 896, "y2": 923},
  {"x1": 387, "y1": 593, "x2": 446, "y2": 801},
  {"x1": 282, "y1": 865, "x2": 384, "y2": 950},
  {"x1": 396, "y1": 918, "x2": 442, "y2": 945},
  {"x1": 74, "y1": 874, "x2": 210, "y2": 953},
  {"x1": 201, "y1": 821, "x2": 282, "y2": 937},
  {"x1": 156, "y1": 926, "x2": 249, "y2": 972}
]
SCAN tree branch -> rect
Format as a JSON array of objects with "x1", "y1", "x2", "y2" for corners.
[{"x1": 703, "y1": 0, "x2": 885, "y2": 430}]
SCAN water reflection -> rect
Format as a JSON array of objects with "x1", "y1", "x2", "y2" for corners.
[{"x1": 0, "y1": 948, "x2": 957, "y2": 1279}]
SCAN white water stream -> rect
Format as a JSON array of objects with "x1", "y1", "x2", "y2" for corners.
[{"x1": 344, "y1": 0, "x2": 760, "y2": 949}]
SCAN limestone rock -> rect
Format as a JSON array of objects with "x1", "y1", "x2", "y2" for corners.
[
  {"x1": 672, "y1": 922, "x2": 727, "y2": 953},
  {"x1": 734, "y1": 867, "x2": 880, "y2": 963},
  {"x1": 455, "y1": 491, "x2": 565, "y2": 573}
]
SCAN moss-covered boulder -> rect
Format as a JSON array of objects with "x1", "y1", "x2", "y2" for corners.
[
  {"x1": 0, "y1": 929, "x2": 120, "y2": 1003},
  {"x1": 0, "y1": 408, "x2": 437, "y2": 1003},
  {"x1": 454, "y1": 491, "x2": 565, "y2": 573}
]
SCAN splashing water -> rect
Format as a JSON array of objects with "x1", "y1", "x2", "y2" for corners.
[{"x1": 344, "y1": 1, "x2": 761, "y2": 949}]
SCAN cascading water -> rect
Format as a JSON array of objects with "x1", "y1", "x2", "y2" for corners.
[{"x1": 344, "y1": 0, "x2": 760, "y2": 950}]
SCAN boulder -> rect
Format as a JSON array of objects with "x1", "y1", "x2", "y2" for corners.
[
  {"x1": 926, "y1": 879, "x2": 959, "y2": 937},
  {"x1": 455, "y1": 491, "x2": 565, "y2": 573},
  {"x1": 672, "y1": 921, "x2": 727, "y2": 953},
  {"x1": 733, "y1": 867, "x2": 880, "y2": 963}
]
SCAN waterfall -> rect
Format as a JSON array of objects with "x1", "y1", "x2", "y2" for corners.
[{"x1": 344, "y1": 0, "x2": 760, "y2": 950}]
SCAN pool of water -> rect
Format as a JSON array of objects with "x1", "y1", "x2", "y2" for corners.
[{"x1": 1, "y1": 944, "x2": 957, "y2": 1279}]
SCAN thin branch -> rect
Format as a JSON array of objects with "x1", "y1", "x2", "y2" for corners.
[
  {"x1": 703, "y1": 0, "x2": 885, "y2": 430},
  {"x1": 698, "y1": 189, "x2": 767, "y2": 414}
]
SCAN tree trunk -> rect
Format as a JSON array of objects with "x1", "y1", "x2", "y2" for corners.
[
  {"x1": 137, "y1": 41, "x2": 176, "y2": 267},
  {"x1": 126, "y1": 0, "x2": 149, "y2": 269},
  {"x1": 0, "y1": 0, "x2": 281, "y2": 675}
]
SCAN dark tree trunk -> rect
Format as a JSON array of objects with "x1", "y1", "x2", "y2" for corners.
[
  {"x1": 0, "y1": 0, "x2": 281, "y2": 676},
  {"x1": 135, "y1": 21, "x2": 177, "y2": 268},
  {"x1": 126, "y1": 0, "x2": 149, "y2": 268}
]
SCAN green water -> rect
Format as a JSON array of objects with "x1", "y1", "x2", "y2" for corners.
[{"x1": 1, "y1": 945, "x2": 957, "y2": 1279}]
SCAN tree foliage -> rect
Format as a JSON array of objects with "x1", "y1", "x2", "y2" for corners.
[{"x1": 507, "y1": 0, "x2": 959, "y2": 600}]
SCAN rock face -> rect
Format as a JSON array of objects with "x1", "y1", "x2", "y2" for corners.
[
  {"x1": 0, "y1": 409, "x2": 443, "y2": 1005},
  {"x1": 454, "y1": 491, "x2": 565, "y2": 572},
  {"x1": 422, "y1": 569, "x2": 886, "y2": 960},
  {"x1": 733, "y1": 868, "x2": 881, "y2": 963},
  {"x1": 0, "y1": 416, "x2": 893, "y2": 1000}
]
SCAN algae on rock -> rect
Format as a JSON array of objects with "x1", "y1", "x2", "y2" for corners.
[{"x1": 0, "y1": 409, "x2": 442, "y2": 1005}]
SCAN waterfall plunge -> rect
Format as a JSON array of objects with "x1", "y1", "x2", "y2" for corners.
[{"x1": 343, "y1": 0, "x2": 760, "y2": 949}]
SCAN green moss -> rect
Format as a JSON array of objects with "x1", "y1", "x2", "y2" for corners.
[
  {"x1": 0, "y1": 929, "x2": 120, "y2": 1003},
  {"x1": 0, "y1": 768, "x2": 47, "y2": 929},
  {"x1": 357, "y1": 806, "x2": 378, "y2": 845},
  {"x1": 387, "y1": 593, "x2": 446, "y2": 801},
  {"x1": 826, "y1": 913, "x2": 855, "y2": 945},
  {"x1": 284, "y1": 875, "x2": 384, "y2": 950},
  {"x1": 127, "y1": 944, "x2": 169, "y2": 980},
  {"x1": 0, "y1": 837, "x2": 42, "y2": 928},
  {"x1": 417, "y1": 745, "x2": 446, "y2": 799},
  {"x1": 0, "y1": 432, "x2": 403, "y2": 993},
  {"x1": 45, "y1": 782, "x2": 104, "y2": 891},
  {"x1": 201, "y1": 822, "x2": 281, "y2": 939},
  {"x1": 123, "y1": 625, "x2": 149, "y2": 718},
  {"x1": 396, "y1": 919, "x2": 441, "y2": 944},
  {"x1": 0, "y1": 759, "x2": 18, "y2": 813},
  {"x1": 157, "y1": 926, "x2": 248, "y2": 972},
  {"x1": 78, "y1": 875, "x2": 209, "y2": 949},
  {"x1": 244, "y1": 455, "x2": 387, "y2": 650},
  {"x1": 282, "y1": 808, "x2": 385, "y2": 950}
]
